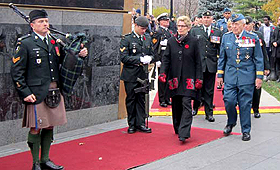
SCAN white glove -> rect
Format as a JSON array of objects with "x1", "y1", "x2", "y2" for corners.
[
  {"x1": 160, "y1": 39, "x2": 168, "y2": 46},
  {"x1": 140, "y1": 55, "x2": 152, "y2": 64},
  {"x1": 156, "y1": 61, "x2": 161, "y2": 67}
]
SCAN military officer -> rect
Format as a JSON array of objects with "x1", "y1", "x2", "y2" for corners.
[
  {"x1": 11, "y1": 9, "x2": 88, "y2": 170},
  {"x1": 152, "y1": 13, "x2": 172, "y2": 107},
  {"x1": 217, "y1": 14, "x2": 264, "y2": 141},
  {"x1": 190, "y1": 11, "x2": 222, "y2": 122},
  {"x1": 120, "y1": 16, "x2": 154, "y2": 134},
  {"x1": 245, "y1": 16, "x2": 270, "y2": 118},
  {"x1": 216, "y1": 8, "x2": 232, "y2": 34}
]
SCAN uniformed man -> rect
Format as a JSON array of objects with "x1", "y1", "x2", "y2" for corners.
[
  {"x1": 11, "y1": 10, "x2": 88, "y2": 170},
  {"x1": 245, "y1": 16, "x2": 270, "y2": 118},
  {"x1": 120, "y1": 16, "x2": 154, "y2": 134},
  {"x1": 190, "y1": 11, "x2": 222, "y2": 122},
  {"x1": 217, "y1": 14, "x2": 264, "y2": 141},
  {"x1": 152, "y1": 13, "x2": 172, "y2": 107},
  {"x1": 216, "y1": 8, "x2": 232, "y2": 34}
]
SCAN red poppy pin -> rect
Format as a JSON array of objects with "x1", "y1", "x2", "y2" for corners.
[
  {"x1": 273, "y1": 27, "x2": 275, "y2": 30},
  {"x1": 242, "y1": 36, "x2": 246, "y2": 40},
  {"x1": 50, "y1": 39, "x2": 55, "y2": 45},
  {"x1": 211, "y1": 30, "x2": 214, "y2": 34},
  {"x1": 143, "y1": 36, "x2": 146, "y2": 41},
  {"x1": 185, "y1": 44, "x2": 189, "y2": 49},
  {"x1": 252, "y1": 39, "x2": 255, "y2": 43}
]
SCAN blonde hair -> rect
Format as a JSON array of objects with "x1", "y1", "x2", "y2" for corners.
[{"x1": 177, "y1": 16, "x2": 191, "y2": 27}]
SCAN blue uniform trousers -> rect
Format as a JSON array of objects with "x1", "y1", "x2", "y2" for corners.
[{"x1": 223, "y1": 83, "x2": 255, "y2": 133}]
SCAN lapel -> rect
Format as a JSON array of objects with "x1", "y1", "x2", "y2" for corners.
[
  {"x1": 47, "y1": 35, "x2": 54, "y2": 52},
  {"x1": 200, "y1": 26, "x2": 208, "y2": 39},
  {"x1": 32, "y1": 32, "x2": 49, "y2": 52}
]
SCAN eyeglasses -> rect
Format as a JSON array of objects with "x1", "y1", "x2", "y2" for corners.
[{"x1": 177, "y1": 25, "x2": 188, "y2": 28}]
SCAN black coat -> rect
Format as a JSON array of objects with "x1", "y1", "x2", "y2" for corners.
[
  {"x1": 271, "y1": 26, "x2": 280, "y2": 59},
  {"x1": 152, "y1": 26, "x2": 172, "y2": 61},
  {"x1": 160, "y1": 33, "x2": 203, "y2": 98},
  {"x1": 120, "y1": 32, "x2": 154, "y2": 82},
  {"x1": 190, "y1": 26, "x2": 222, "y2": 73},
  {"x1": 253, "y1": 31, "x2": 270, "y2": 70},
  {"x1": 11, "y1": 32, "x2": 65, "y2": 104}
]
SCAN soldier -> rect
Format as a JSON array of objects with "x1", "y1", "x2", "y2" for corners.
[
  {"x1": 245, "y1": 16, "x2": 270, "y2": 118},
  {"x1": 190, "y1": 11, "x2": 222, "y2": 122},
  {"x1": 216, "y1": 8, "x2": 232, "y2": 34},
  {"x1": 152, "y1": 13, "x2": 172, "y2": 107},
  {"x1": 120, "y1": 16, "x2": 153, "y2": 134},
  {"x1": 11, "y1": 10, "x2": 88, "y2": 170},
  {"x1": 217, "y1": 14, "x2": 264, "y2": 141}
]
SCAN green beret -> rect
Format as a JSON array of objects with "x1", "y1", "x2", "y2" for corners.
[
  {"x1": 29, "y1": 9, "x2": 48, "y2": 22},
  {"x1": 135, "y1": 16, "x2": 149, "y2": 27}
]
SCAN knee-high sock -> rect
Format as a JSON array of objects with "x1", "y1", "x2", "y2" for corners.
[
  {"x1": 40, "y1": 129, "x2": 53, "y2": 163},
  {"x1": 27, "y1": 132, "x2": 41, "y2": 163}
]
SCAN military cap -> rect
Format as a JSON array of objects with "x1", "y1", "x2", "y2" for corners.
[
  {"x1": 245, "y1": 16, "x2": 253, "y2": 24},
  {"x1": 136, "y1": 9, "x2": 141, "y2": 15},
  {"x1": 223, "y1": 8, "x2": 231, "y2": 13},
  {"x1": 197, "y1": 13, "x2": 202, "y2": 18},
  {"x1": 135, "y1": 16, "x2": 149, "y2": 27},
  {"x1": 157, "y1": 13, "x2": 169, "y2": 21},
  {"x1": 231, "y1": 13, "x2": 245, "y2": 22},
  {"x1": 29, "y1": 9, "x2": 48, "y2": 22},
  {"x1": 203, "y1": 11, "x2": 213, "y2": 16}
]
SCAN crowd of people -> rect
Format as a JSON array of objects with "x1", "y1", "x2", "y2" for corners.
[{"x1": 121, "y1": 7, "x2": 280, "y2": 143}]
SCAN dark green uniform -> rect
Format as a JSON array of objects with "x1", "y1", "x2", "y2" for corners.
[{"x1": 120, "y1": 31, "x2": 154, "y2": 129}]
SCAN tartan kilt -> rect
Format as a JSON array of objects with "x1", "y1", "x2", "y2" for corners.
[{"x1": 60, "y1": 53, "x2": 84, "y2": 95}]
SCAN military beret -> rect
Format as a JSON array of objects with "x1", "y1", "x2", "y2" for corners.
[
  {"x1": 223, "y1": 8, "x2": 231, "y2": 13},
  {"x1": 245, "y1": 16, "x2": 253, "y2": 24},
  {"x1": 29, "y1": 9, "x2": 48, "y2": 22},
  {"x1": 157, "y1": 13, "x2": 169, "y2": 21},
  {"x1": 197, "y1": 13, "x2": 202, "y2": 18},
  {"x1": 231, "y1": 13, "x2": 245, "y2": 22},
  {"x1": 135, "y1": 16, "x2": 149, "y2": 27},
  {"x1": 203, "y1": 11, "x2": 213, "y2": 16}
]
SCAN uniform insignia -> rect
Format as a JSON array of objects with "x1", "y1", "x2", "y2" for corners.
[
  {"x1": 15, "y1": 46, "x2": 20, "y2": 53},
  {"x1": 12, "y1": 56, "x2": 20, "y2": 64},
  {"x1": 16, "y1": 42, "x2": 21, "y2": 45},
  {"x1": 36, "y1": 59, "x2": 41, "y2": 64},
  {"x1": 245, "y1": 54, "x2": 250, "y2": 59},
  {"x1": 16, "y1": 82, "x2": 21, "y2": 88},
  {"x1": 210, "y1": 36, "x2": 221, "y2": 44},
  {"x1": 35, "y1": 36, "x2": 38, "y2": 39},
  {"x1": 55, "y1": 46, "x2": 60, "y2": 56},
  {"x1": 152, "y1": 38, "x2": 157, "y2": 44},
  {"x1": 133, "y1": 49, "x2": 136, "y2": 53},
  {"x1": 120, "y1": 47, "x2": 126, "y2": 52}
]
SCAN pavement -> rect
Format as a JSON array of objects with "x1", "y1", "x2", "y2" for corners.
[{"x1": 1, "y1": 81, "x2": 280, "y2": 169}]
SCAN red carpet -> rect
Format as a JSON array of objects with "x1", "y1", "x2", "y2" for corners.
[{"x1": 0, "y1": 122, "x2": 231, "y2": 170}]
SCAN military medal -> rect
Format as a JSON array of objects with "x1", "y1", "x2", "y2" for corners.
[
  {"x1": 236, "y1": 48, "x2": 240, "y2": 64},
  {"x1": 210, "y1": 36, "x2": 220, "y2": 44},
  {"x1": 55, "y1": 46, "x2": 60, "y2": 56},
  {"x1": 36, "y1": 58, "x2": 41, "y2": 64}
]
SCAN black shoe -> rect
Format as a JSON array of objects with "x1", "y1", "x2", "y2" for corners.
[
  {"x1": 254, "y1": 112, "x2": 261, "y2": 118},
  {"x1": 137, "y1": 125, "x2": 152, "y2": 133},
  {"x1": 205, "y1": 115, "x2": 215, "y2": 122},
  {"x1": 223, "y1": 124, "x2": 236, "y2": 136},
  {"x1": 166, "y1": 101, "x2": 172, "y2": 105},
  {"x1": 242, "y1": 132, "x2": 251, "y2": 141},
  {"x1": 32, "y1": 162, "x2": 41, "y2": 170},
  {"x1": 40, "y1": 160, "x2": 64, "y2": 170},
  {"x1": 160, "y1": 102, "x2": 168, "y2": 107},
  {"x1": 179, "y1": 137, "x2": 186, "y2": 142},
  {"x1": 192, "y1": 108, "x2": 198, "y2": 116},
  {"x1": 127, "y1": 127, "x2": 136, "y2": 134},
  {"x1": 213, "y1": 104, "x2": 216, "y2": 108}
]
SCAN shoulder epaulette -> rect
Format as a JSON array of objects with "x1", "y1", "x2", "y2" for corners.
[{"x1": 17, "y1": 34, "x2": 31, "y2": 41}]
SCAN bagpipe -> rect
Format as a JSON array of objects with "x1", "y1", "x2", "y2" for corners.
[{"x1": 9, "y1": 3, "x2": 88, "y2": 95}]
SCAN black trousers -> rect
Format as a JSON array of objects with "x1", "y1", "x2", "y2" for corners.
[
  {"x1": 252, "y1": 87, "x2": 262, "y2": 113},
  {"x1": 158, "y1": 67, "x2": 170, "y2": 103},
  {"x1": 124, "y1": 82, "x2": 146, "y2": 128},
  {"x1": 193, "y1": 70, "x2": 216, "y2": 116},
  {"x1": 172, "y1": 95, "x2": 193, "y2": 138}
]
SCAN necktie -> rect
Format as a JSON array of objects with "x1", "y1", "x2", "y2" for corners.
[
  {"x1": 43, "y1": 37, "x2": 48, "y2": 46},
  {"x1": 206, "y1": 27, "x2": 209, "y2": 37}
]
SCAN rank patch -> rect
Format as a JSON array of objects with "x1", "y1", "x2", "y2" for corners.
[
  {"x1": 120, "y1": 47, "x2": 126, "y2": 52},
  {"x1": 152, "y1": 38, "x2": 157, "y2": 44},
  {"x1": 12, "y1": 56, "x2": 20, "y2": 64}
]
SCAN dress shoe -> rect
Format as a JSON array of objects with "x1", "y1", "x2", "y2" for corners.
[
  {"x1": 223, "y1": 124, "x2": 236, "y2": 136},
  {"x1": 40, "y1": 160, "x2": 64, "y2": 170},
  {"x1": 160, "y1": 102, "x2": 168, "y2": 107},
  {"x1": 179, "y1": 137, "x2": 186, "y2": 142},
  {"x1": 32, "y1": 162, "x2": 41, "y2": 170},
  {"x1": 254, "y1": 112, "x2": 261, "y2": 118},
  {"x1": 205, "y1": 115, "x2": 215, "y2": 122},
  {"x1": 127, "y1": 127, "x2": 136, "y2": 134},
  {"x1": 242, "y1": 132, "x2": 251, "y2": 141},
  {"x1": 137, "y1": 125, "x2": 152, "y2": 133},
  {"x1": 166, "y1": 101, "x2": 172, "y2": 105}
]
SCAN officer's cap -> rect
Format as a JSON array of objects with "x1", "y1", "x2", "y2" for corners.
[
  {"x1": 135, "y1": 16, "x2": 149, "y2": 27},
  {"x1": 203, "y1": 11, "x2": 213, "y2": 16},
  {"x1": 245, "y1": 16, "x2": 253, "y2": 24},
  {"x1": 223, "y1": 8, "x2": 231, "y2": 13},
  {"x1": 157, "y1": 13, "x2": 169, "y2": 21},
  {"x1": 29, "y1": 9, "x2": 48, "y2": 22},
  {"x1": 231, "y1": 14, "x2": 245, "y2": 22}
]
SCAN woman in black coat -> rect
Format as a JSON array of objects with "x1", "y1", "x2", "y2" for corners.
[{"x1": 159, "y1": 16, "x2": 203, "y2": 142}]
